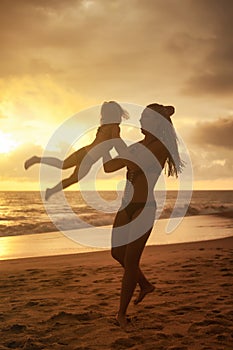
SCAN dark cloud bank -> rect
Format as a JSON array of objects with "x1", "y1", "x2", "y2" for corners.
[
  {"x1": 183, "y1": 0, "x2": 233, "y2": 96},
  {"x1": 191, "y1": 117, "x2": 233, "y2": 149},
  {"x1": 1, "y1": 0, "x2": 232, "y2": 97}
]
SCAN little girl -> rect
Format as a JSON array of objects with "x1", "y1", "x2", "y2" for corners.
[{"x1": 25, "y1": 101, "x2": 129, "y2": 200}]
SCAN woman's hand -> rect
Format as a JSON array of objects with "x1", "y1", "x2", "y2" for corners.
[{"x1": 102, "y1": 151, "x2": 126, "y2": 173}]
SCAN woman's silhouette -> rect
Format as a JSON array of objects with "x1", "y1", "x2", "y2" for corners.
[
  {"x1": 24, "y1": 101, "x2": 129, "y2": 200},
  {"x1": 103, "y1": 103, "x2": 183, "y2": 329}
]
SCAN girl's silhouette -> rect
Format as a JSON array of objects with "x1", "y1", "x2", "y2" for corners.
[{"x1": 24, "y1": 101, "x2": 129, "y2": 200}]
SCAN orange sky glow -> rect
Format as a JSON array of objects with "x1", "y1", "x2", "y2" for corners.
[{"x1": 0, "y1": 0, "x2": 232, "y2": 191}]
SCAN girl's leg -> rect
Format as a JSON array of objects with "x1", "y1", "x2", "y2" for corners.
[
  {"x1": 24, "y1": 156, "x2": 63, "y2": 170},
  {"x1": 45, "y1": 153, "x2": 94, "y2": 200},
  {"x1": 62, "y1": 149, "x2": 85, "y2": 169},
  {"x1": 24, "y1": 148, "x2": 85, "y2": 170}
]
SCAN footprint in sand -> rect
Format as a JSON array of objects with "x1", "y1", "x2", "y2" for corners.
[
  {"x1": 4, "y1": 340, "x2": 25, "y2": 349},
  {"x1": 171, "y1": 305, "x2": 201, "y2": 316},
  {"x1": 220, "y1": 283, "x2": 232, "y2": 287},
  {"x1": 188, "y1": 318, "x2": 231, "y2": 334},
  {"x1": 8, "y1": 324, "x2": 27, "y2": 333},
  {"x1": 143, "y1": 322, "x2": 163, "y2": 331},
  {"x1": 172, "y1": 333, "x2": 184, "y2": 339},
  {"x1": 99, "y1": 301, "x2": 108, "y2": 306},
  {"x1": 49, "y1": 310, "x2": 102, "y2": 323},
  {"x1": 25, "y1": 300, "x2": 39, "y2": 307},
  {"x1": 22, "y1": 338, "x2": 44, "y2": 350},
  {"x1": 26, "y1": 269, "x2": 44, "y2": 275},
  {"x1": 84, "y1": 304, "x2": 101, "y2": 311},
  {"x1": 181, "y1": 264, "x2": 196, "y2": 268},
  {"x1": 111, "y1": 336, "x2": 141, "y2": 349}
]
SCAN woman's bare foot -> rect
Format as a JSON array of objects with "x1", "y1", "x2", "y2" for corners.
[
  {"x1": 134, "y1": 284, "x2": 155, "y2": 305},
  {"x1": 45, "y1": 188, "x2": 53, "y2": 201},
  {"x1": 115, "y1": 313, "x2": 132, "y2": 330},
  {"x1": 24, "y1": 156, "x2": 40, "y2": 170}
]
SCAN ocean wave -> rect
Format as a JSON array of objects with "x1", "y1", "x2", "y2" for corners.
[
  {"x1": 1, "y1": 203, "x2": 232, "y2": 238},
  {"x1": 0, "y1": 191, "x2": 233, "y2": 237},
  {"x1": 159, "y1": 204, "x2": 233, "y2": 220}
]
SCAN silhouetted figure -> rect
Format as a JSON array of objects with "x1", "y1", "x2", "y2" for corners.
[
  {"x1": 103, "y1": 103, "x2": 183, "y2": 329},
  {"x1": 24, "y1": 101, "x2": 129, "y2": 200}
]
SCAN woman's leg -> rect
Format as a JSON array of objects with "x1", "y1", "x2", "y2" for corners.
[
  {"x1": 116, "y1": 227, "x2": 152, "y2": 328},
  {"x1": 112, "y1": 208, "x2": 153, "y2": 298},
  {"x1": 111, "y1": 209, "x2": 129, "y2": 262},
  {"x1": 134, "y1": 272, "x2": 155, "y2": 305},
  {"x1": 112, "y1": 246, "x2": 152, "y2": 294},
  {"x1": 112, "y1": 208, "x2": 154, "y2": 293}
]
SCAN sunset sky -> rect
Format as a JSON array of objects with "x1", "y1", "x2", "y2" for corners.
[{"x1": 0, "y1": 0, "x2": 232, "y2": 191}]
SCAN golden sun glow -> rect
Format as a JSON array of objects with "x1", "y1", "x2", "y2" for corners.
[{"x1": 0, "y1": 131, "x2": 18, "y2": 154}]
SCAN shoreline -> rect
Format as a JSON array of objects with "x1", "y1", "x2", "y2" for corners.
[
  {"x1": 0, "y1": 234, "x2": 232, "y2": 267},
  {"x1": 0, "y1": 214, "x2": 232, "y2": 261}
]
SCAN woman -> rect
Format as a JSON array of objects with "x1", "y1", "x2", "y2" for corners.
[{"x1": 103, "y1": 103, "x2": 183, "y2": 329}]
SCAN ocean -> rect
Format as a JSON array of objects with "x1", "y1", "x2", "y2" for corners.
[{"x1": 0, "y1": 190, "x2": 232, "y2": 238}]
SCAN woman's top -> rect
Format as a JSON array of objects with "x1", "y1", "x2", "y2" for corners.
[
  {"x1": 104, "y1": 139, "x2": 169, "y2": 204},
  {"x1": 123, "y1": 142, "x2": 165, "y2": 204}
]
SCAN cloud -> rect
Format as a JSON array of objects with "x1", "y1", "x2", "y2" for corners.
[
  {"x1": 188, "y1": 115, "x2": 233, "y2": 181},
  {"x1": 0, "y1": 0, "x2": 232, "y2": 97},
  {"x1": 1, "y1": 0, "x2": 232, "y2": 190},
  {"x1": 0, "y1": 143, "x2": 43, "y2": 181},
  {"x1": 191, "y1": 117, "x2": 233, "y2": 149},
  {"x1": 190, "y1": 148, "x2": 233, "y2": 181},
  {"x1": 2, "y1": 0, "x2": 232, "y2": 104},
  {"x1": 0, "y1": 141, "x2": 75, "y2": 182},
  {"x1": 183, "y1": 0, "x2": 233, "y2": 96},
  {"x1": 0, "y1": 0, "x2": 217, "y2": 98},
  {"x1": 0, "y1": 76, "x2": 97, "y2": 146}
]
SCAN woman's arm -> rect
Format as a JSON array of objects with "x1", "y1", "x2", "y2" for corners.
[
  {"x1": 112, "y1": 137, "x2": 128, "y2": 156},
  {"x1": 103, "y1": 151, "x2": 126, "y2": 173},
  {"x1": 110, "y1": 125, "x2": 129, "y2": 156}
]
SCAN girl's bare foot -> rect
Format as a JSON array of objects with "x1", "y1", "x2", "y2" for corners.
[
  {"x1": 24, "y1": 156, "x2": 40, "y2": 170},
  {"x1": 134, "y1": 284, "x2": 155, "y2": 305}
]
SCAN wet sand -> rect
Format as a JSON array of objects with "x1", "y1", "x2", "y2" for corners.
[{"x1": 1, "y1": 215, "x2": 233, "y2": 260}]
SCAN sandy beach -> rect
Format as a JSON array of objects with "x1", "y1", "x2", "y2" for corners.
[{"x1": 1, "y1": 235, "x2": 233, "y2": 349}]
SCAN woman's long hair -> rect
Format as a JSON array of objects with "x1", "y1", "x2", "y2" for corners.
[{"x1": 146, "y1": 103, "x2": 184, "y2": 177}]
